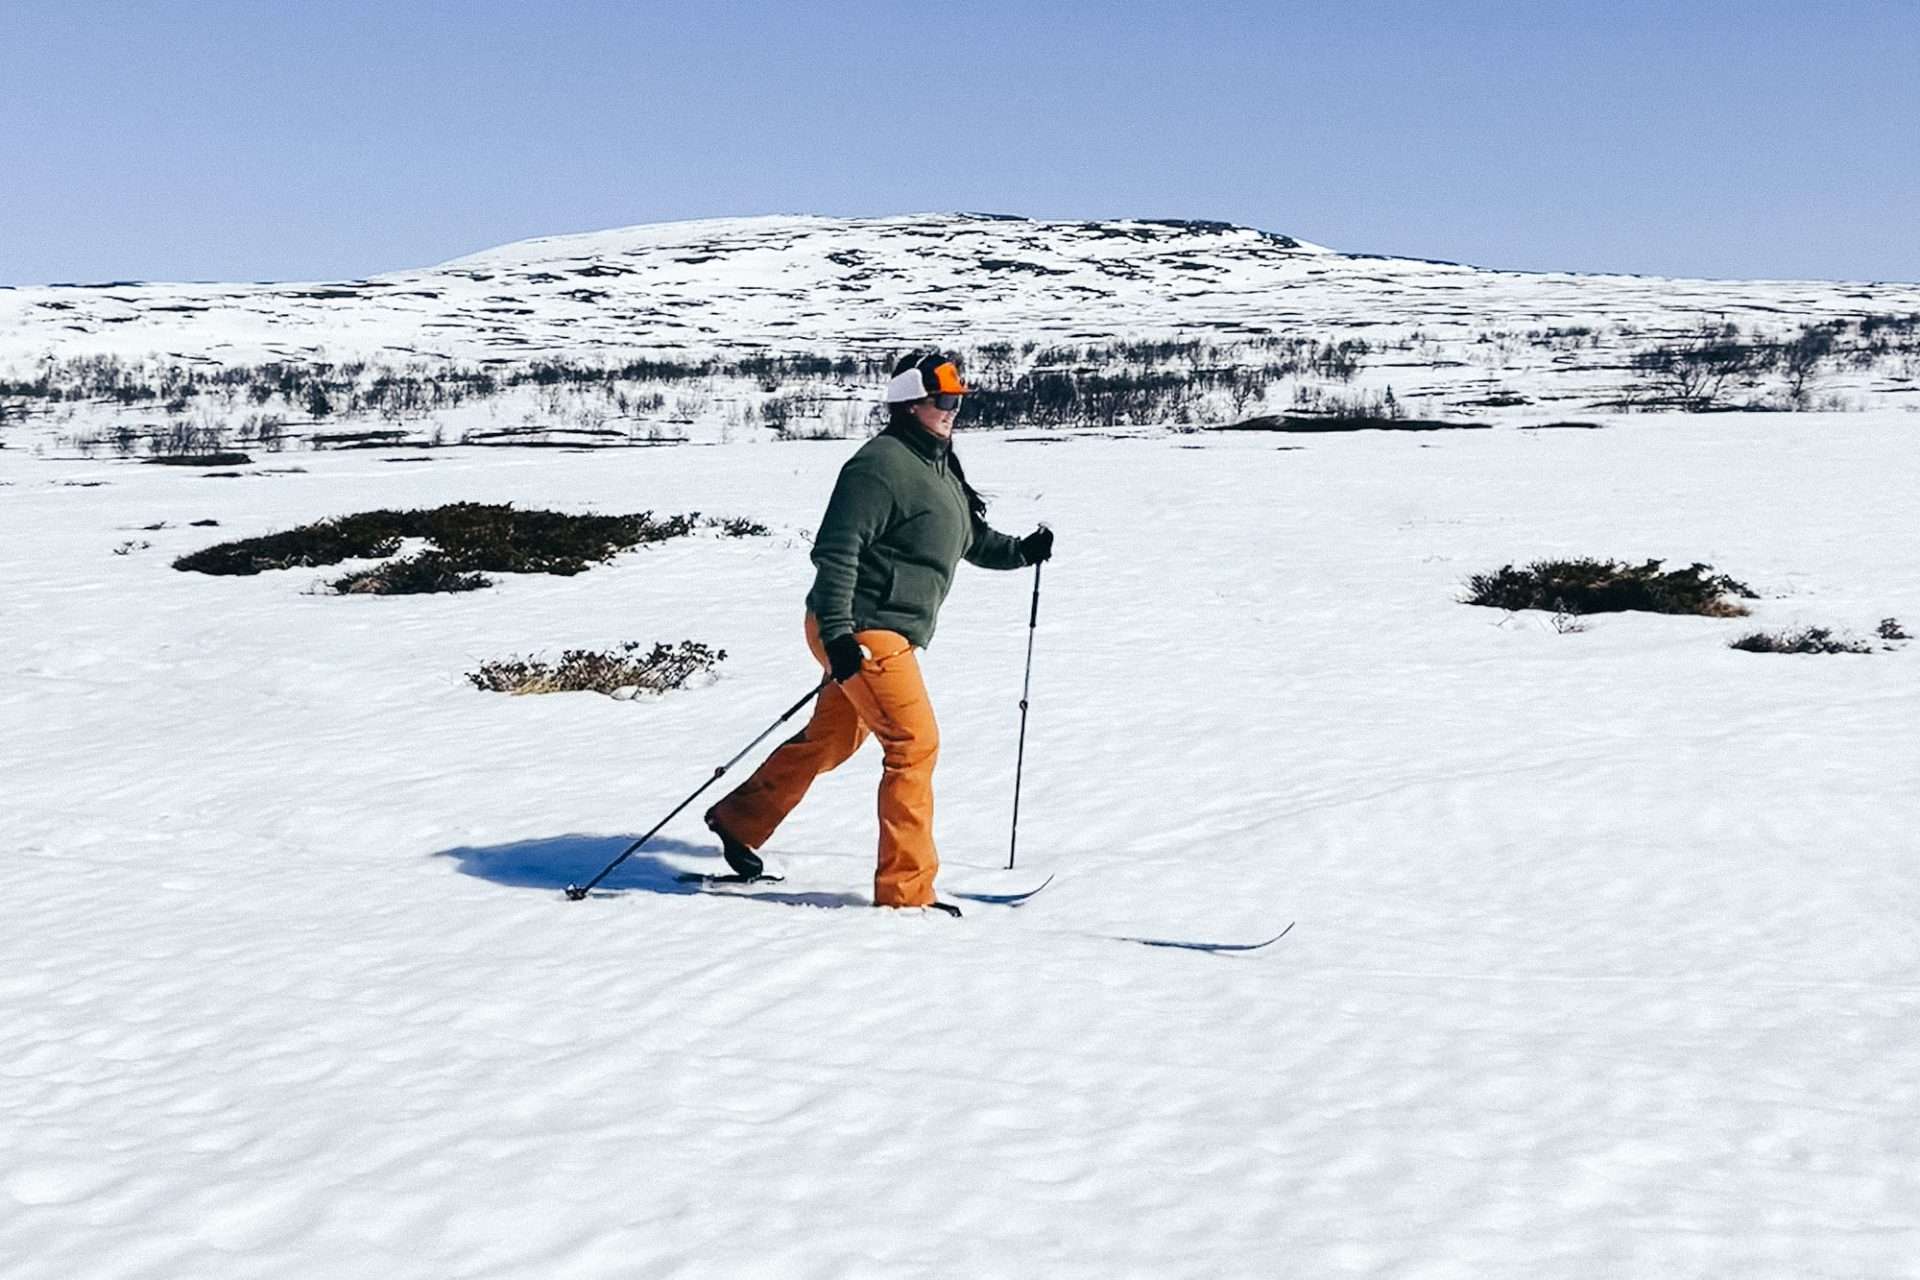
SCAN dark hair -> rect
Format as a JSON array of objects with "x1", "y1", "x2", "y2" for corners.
[{"x1": 885, "y1": 404, "x2": 987, "y2": 520}]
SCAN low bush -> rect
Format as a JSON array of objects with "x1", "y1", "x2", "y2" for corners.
[
  {"x1": 174, "y1": 510, "x2": 409, "y2": 573},
  {"x1": 468, "y1": 640, "x2": 725, "y2": 696},
  {"x1": 1466, "y1": 558, "x2": 1756, "y2": 617},
  {"x1": 143, "y1": 452, "x2": 253, "y2": 467},
  {"x1": 711, "y1": 516, "x2": 771, "y2": 538},
  {"x1": 1729, "y1": 626, "x2": 1874, "y2": 655},
  {"x1": 173, "y1": 502, "x2": 723, "y2": 583},
  {"x1": 412, "y1": 503, "x2": 697, "y2": 577},
  {"x1": 1629, "y1": 323, "x2": 1775, "y2": 411},
  {"x1": 332, "y1": 554, "x2": 490, "y2": 594}
]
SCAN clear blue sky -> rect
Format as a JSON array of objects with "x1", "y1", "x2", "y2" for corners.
[{"x1": 3, "y1": 0, "x2": 1916, "y2": 285}]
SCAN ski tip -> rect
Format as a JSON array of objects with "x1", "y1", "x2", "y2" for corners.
[
  {"x1": 1125, "y1": 920, "x2": 1294, "y2": 953},
  {"x1": 1261, "y1": 920, "x2": 1297, "y2": 946},
  {"x1": 952, "y1": 871, "x2": 1059, "y2": 909},
  {"x1": 952, "y1": 872, "x2": 1055, "y2": 906}
]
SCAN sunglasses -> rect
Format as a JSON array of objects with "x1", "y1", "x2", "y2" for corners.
[{"x1": 929, "y1": 393, "x2": 963, "y2": 412}]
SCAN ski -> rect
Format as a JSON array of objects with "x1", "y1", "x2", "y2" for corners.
[
  {"x1": 674, "y1": 872, "x2": 786, "y2": 887},
  {"x1": 1119, "y1": 921, "x2": 1294, "y2": 953},
  {"x1": 951, "y1": 873, "x2": 1055, "y2": 907},
  {"x1": 660, "y1": 870, "x2": 1283, "y2": 953}
]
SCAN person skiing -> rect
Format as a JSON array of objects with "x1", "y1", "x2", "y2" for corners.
[{"x1": 703, "y1": 351, "x2": 1054, "y2": 913}]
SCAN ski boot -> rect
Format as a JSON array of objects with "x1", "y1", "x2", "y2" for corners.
[{"x1": 704, "y1": 812, "x2": 779, "y2": 880}]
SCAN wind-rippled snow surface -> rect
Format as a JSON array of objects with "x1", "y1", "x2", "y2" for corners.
[{"x1": 4, "y1": 417, "x2": 1918, "y2": 1277}]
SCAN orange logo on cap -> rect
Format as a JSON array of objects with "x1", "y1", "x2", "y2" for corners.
[{"x1": 930, "y1": 361, "x2": 968, "y2": 395}]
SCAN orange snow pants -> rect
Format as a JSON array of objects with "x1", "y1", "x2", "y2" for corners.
[{"x1": 707, "y1": 614, "x2": 941, "y2": 907}]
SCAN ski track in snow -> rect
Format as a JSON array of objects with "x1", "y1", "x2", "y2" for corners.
[{"x1": 4, "y1": 417, "x2": 1920, "y2": 1277}]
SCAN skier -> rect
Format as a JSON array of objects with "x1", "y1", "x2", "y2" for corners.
[{"x1": 703, "y1": 351, "x2": 1054, "y2": 913}]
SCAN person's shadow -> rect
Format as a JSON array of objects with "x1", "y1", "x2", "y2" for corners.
[{"x1": 432, "y1": 833, "x2": 868, "y2": 909}]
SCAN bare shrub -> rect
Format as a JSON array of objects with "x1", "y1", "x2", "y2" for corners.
[
  {"x1": 709, "y1": 516, "x2": 771, "y2": 537},
  {"x1": 467, "y1": 640, "x2": 726, "y2": 696},
  {"x1": 1630, "y1": 322, "x2": 1777, "y2": 411},
  {"x1": 1778, "y1": 325, "x2": 1838, "y2": 409},
  {"x1": 1466, "y1": 558, "x2": 1756, "y2": 617},
  {"x1": 1729, "y1": 626, "x2": 1874, "y2": 655},
  {"x1": 332, "y1": 554, "x2": 490, "y2": 594}
]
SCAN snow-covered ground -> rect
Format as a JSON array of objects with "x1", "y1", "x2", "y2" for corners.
[{"x1": 5, "y1": 412, "x2": 1917, "y2": 1277}]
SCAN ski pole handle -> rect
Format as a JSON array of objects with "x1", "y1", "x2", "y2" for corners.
[{"x1": 1027, "y1": 531, "x2": 1045, "y2": 627}]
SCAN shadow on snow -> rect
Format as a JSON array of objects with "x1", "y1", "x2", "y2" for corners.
[
  {"x1": 431, "y1": 832, "x2": 868, "y2": 909},
  {"x1": 434, "y1": 835, "x2": 1287, "y2": 947}
]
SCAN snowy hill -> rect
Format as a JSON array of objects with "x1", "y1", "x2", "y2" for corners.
[
  {"x1": 2, "y1": 212, "x2": 1336, "y2": 364},
  {"x1": 3, "y1": 213, "x2": 1918, "y2": 415},
  {"x1": 4, "y1": 212, "x2": 1918, "y2": 364}
]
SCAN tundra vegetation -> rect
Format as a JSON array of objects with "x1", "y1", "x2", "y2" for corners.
[
  {"x1": 173, "y1": 503, "x2": 767, "y2": 594},
  {"x1": 6, "y1": 312, "x2": 1914, "y2": 457},
  {"x1": 466, "y1": 640, "x2": 727, "y2": 696},
  {"x1": 1729, "y1": 619, "x2": 1910, "y2": 655},
  {"x1": 1464, "y1": 559, "x2": 1759, "y2": 618}
]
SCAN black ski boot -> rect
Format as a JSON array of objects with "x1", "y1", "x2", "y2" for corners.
[{"x1": 703, "y1": 812, "x2": 764, "y2": 879}]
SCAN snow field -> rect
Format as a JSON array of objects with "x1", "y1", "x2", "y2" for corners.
[{"x1": 3, "y1": 415, "x2": 1918, "y2": 1277}]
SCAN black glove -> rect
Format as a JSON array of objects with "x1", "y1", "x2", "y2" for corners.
[
  {"x1": 824, "y1": 633, "x2": 865, "y2": 684},
  {"x1": 1018, "y1": 525, "x2": 1054, "y2": 565}
]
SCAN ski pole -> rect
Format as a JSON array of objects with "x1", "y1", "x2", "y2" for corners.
[
  {"x1": 565, "y1": 678, "x2": 827, "y2": 900},
  {"x1": 1007, "y1": 558, "x2": 1042, "y2": 870}
]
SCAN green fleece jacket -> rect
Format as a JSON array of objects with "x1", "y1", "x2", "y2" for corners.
[{"x1": 806, "y1": 426, "x2": 1028, "y2": 648}]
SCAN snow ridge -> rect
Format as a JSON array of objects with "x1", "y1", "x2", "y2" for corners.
[{"x1": 4, "y1": 212, "x2": 1916, "y2": 371}]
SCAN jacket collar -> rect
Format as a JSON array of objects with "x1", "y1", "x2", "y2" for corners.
[{"x1": 893, "y1": 421, "x2": 951, "y2": 465}]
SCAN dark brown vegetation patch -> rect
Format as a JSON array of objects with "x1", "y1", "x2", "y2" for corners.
[
  {"x1": 173, "y1": 502, "x2": 763, "y2": 593},
  {"x1": 143, "y1": 452, "x2": 253, "y2": 467},
  {"x1": 467, "y1": 640, "x2": 726, "y2": 696},
  {"x1": 333, "y1": 554, "x2": 491, "y2": 595},
  {"x1": 1730, "y1": 626, "x2": 1874, "y2": 655},
  {"x1": 1466, "y1": 558, "x2": 1757, "y2": 617},
  {"x1": 1730, "y1": 618, "x2": 1908, "y2": 654}
]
